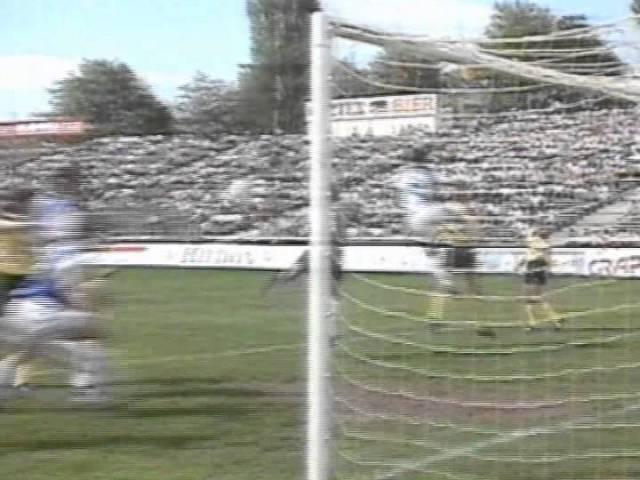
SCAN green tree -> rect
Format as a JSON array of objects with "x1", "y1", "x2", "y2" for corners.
[
  {"x1": 485, "y1": 4, "x2": 624, "y2": 74},
  {"x1": 632, "y1": 0, "x2": 640, "y2": 16},
  {"x1": 240, "y1": 0, "x2": 319, "y2": 133},
  {"x1": 331, "y1": 58, "x2": 381, "y2": 98},
  {"x1": 486, "y1": 0, "x2": 555, "y2": 38},
  {"x1": 480, "y1": 2, "x2": 626, "y2": 111},
  {"x1": 370, "y1": 45, "x2": 441, "y2": 93},
  {"x1": 47, "y1": 59, "x2": 173, "y2": 135},
  {"x1": 553, "y1": 15, "x2": 626, "y2": 76},
  {"x1": 175, "y1": 72, "x2": 246, "y2": 136},
  {"x1": 468, "y1": 0, "x2": 553, "y2": 113}
]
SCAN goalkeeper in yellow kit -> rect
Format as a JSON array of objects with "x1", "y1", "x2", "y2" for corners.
[
  {"x1": 0, "y1": 189, "x2": 34, "y2": 307},
  {"x1": 426, "y1": 203, "x2": 481, "y2": 322},
  {"x1": 0, "y1": 189, "x2": 36, "y2": 390},
  {"x1": 516, "y1": 228, "x2": 562, "y2": 329}
]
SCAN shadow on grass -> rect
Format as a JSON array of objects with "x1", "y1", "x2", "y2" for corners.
[
  {"x1": 9, "y1": 398, "x2": 272, "y2": 418},
  {"x1": 8, "y1": 381, "x2": 302, "y2": 419},
  {"x1": 0, "y1": 432, "x2": 217, "y2": 453},
  {"x1": 121, "y1": 402, "x2": 266, "y2": 418},
  {"x1": 126, "y1": 384, "x2": 303, "y2": 401},
  {"x1": 112, "y1": 376, "x2": 226, "y2": 387}
]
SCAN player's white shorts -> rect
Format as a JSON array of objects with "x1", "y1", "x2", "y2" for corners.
[
  {"x1": 1, "y1": 298, "x2": 61, "y2": 343},
  {"x1": 0, "y1": 297, "x2": 98, "y2": 346},
  {"x1": 406, "y1": 205, "x2": 444, "y2": 239}
]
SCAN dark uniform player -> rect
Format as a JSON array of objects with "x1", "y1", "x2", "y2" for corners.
[
  {"x1": 517, "y1": 228, "x2": 561, "y2": 329},
  {"x1": 262, "y1": 210, "x2": 345, "y2": 295},
  {"x1": 261, "y1": 206, "x2": 346, "y2": 345}
]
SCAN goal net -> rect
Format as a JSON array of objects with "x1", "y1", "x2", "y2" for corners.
[{"x1": 310, "y1": 13, "x2": 640, "y2": 480}]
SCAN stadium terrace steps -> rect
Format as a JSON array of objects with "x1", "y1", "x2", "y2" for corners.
[
  {"x1": 554, "y1": 184, "x2": 640, "y2": 243},
  {"x1": 0, "y1": 108, "x2": 637, "y2": 243}
]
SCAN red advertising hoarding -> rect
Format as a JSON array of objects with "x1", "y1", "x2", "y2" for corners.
[{"x1": 0, "y1": 119, "x2": 89, "y2": 140}]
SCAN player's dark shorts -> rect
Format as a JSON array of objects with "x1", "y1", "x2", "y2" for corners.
[
  {"x1": 296, "y1": 250, "x2": 343, "y2": 282},
  {"x1": 331, "y1": 259, "x2": 343, "y2": 282},
  {"x1": 525, "y1": 259, "x2": 548, "y2": 286},
  {"x1": 445, "y1": 247, "x2": 476, "y2": 271}
]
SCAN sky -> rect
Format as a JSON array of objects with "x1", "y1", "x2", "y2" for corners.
[{"x1": 0, "y1": 0, "x2": 636, "y2": 120}]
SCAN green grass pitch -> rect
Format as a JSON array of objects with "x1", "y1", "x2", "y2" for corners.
[{"x1": 0, "y1": 268, "x2": 637, "y2": 480}]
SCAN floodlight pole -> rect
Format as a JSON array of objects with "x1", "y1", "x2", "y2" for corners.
[{"x1": 307, "y1": 10, "x2": 334, "y2": 480}]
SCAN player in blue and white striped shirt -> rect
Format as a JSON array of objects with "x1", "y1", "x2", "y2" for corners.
[{"x1": 0, "y1": 165, "x2": 110, "y2": 403}]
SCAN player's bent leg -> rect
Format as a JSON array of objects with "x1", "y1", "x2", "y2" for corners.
[
  {"x1": 0, "y1": 351, "x2": 39, "y2": 397},
  {"x1": 0, "y1": 303, "x2": 111, "y2": 403},
  {"x1": 39, "y1": 310, "x2": 110, "y2": 401},
  {"x1": 529, "y1": 274, "x2": 561, "y2": 327},
  {"x1": 525, "y1": 300, "x2": 539, "y2": 329},
  {"x1": 14, "y1": 362, "x2": 33, "y2": 390},
  {"x1": 27, "y1": 309, "x2": 111, "y2": 403},
  {"x1": 65, "y1": 340, "x2": 110, "y2": 404},
  {"x1": 425, "y1": 249, "x2": 454, "y2": 323},
  {"x1": 0, "y1": 353, "x2": 22, "y2": 392},
  {"x1": 0, "y1": 299, "x2": 46, "y2": 391},
  {"x1": 459, "y1": 249, "x2": 480, "y2": 295},
  {"x1": 30, "y1": 310, "x2": 103, "y2": 343},
  {"x1": 523, "y1": 280, "x2": 540, "y2": 329},
  {"x1": 427, "y1": 294, "x2": 447, "y2": 323},
  {"x1": 435, "y1": 247, "x2": 458, "y2": 293}
]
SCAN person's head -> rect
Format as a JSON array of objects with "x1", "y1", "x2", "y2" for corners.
[
  {"x1": 50, "y1": 163, "x2": 82, "y2": 197},
  {"x1": 330, "y1": 184, "x2": 341, "y2": 203},
  {"x1": 530, "y1": 227, "x2": 549, "y2": 239},
  {"x1": 406, "y1": 144, "x2": 433, "y2": 165},
  {"x1": 394, "y1": 163, "x2": 439, "y2": 204},
  {"x1": 5, "y1": 187, "x2": 34, "y2": 216}
]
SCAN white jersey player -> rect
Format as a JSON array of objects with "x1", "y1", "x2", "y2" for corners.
[
  {"x1": 0, "y1": 165, "x2": 110, "y2": 403},
  {"x1": 394, "y1": 164, "x2": 448, "y2": 242},
  {"x1": 394, "y1": 148, "x2": 463, "y2": 320}
]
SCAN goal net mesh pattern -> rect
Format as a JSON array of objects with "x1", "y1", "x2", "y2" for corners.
[{"x1": 328, "y1": 15, "x2": 640, "y2": 480}]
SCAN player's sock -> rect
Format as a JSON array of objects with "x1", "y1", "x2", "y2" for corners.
[
  {"x1": 14, "y1": 362, "x2": 32, "y2": 388},
  {"x1": 0, "y1": 353, "x2": 21, "y2": 391},
  {"x1": 427, "y1": 295, "x2": 446, "y2": 321},
  {"x1": 69, "y1": 340, "x2": 109, "y2": 391},
  {"x1": 525, "y1": 304, "x2": 538, "y2": 328},
  {"x1": 541, "y1": 302, "x2": 561, "y2": 324},
  {"x1": 466, "y1": 275, "x2": 481, "y2": 295}
]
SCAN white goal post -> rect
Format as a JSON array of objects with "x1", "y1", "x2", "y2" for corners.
[
  {"x1": 307, "y1": 9, "x2": 640, "y2": 480},
  {"x1": 307, "y1": 10, "x2": 334, "y2": 480}
]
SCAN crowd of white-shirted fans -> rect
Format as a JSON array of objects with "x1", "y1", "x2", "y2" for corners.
[{"x1": 0, "y1": 106, "x2": 639, "y2": 245}]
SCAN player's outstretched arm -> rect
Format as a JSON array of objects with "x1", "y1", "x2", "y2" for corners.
[
  {"x1": 261, "y1": 251, "x2": 309, "y2": 295},
  {"x1": 0, "y1": 218, "x2": 32, "y2": 230}
]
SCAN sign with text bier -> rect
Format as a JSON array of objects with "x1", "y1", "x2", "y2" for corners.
[{"x1": 307, "y1": 94, "x2": 438, "y2": 137}]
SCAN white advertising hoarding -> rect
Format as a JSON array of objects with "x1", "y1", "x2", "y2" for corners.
[{"x1": 92, "y1": 243, "x2": 640, "y2": 279}]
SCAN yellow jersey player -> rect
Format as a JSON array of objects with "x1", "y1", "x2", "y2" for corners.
[
  {"x1": 517, "y1": 228, "x2": 562, "y2": 329},
  {"x1": 0, "y1": 188, "x2": 35, "y2": 392},
  {"x1": 427, "y1": 203, "x2": 481, "y2": 322},
  {"x1": 435, "y1": 204, "x2": 481, "y2": 293},
  {"x1": 0, "y1": 189, "x2": 34, "y2": 311}
]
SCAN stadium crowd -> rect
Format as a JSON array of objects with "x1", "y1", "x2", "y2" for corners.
[{"x1": 0, "y1": 107, "x2": 638, "y2": 244}]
